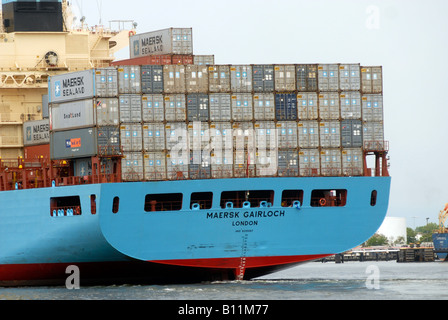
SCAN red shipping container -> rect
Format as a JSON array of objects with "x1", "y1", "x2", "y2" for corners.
[
  {"x1": 172, "y1": 55, "x2": 194, "y2": 65},
  {"x1": 24, "y1": 144, "x2": 50, "y2": 160}
]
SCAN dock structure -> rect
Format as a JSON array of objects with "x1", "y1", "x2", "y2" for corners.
[{"x1": 397, "y1": 247, "x2": 435, "y2": 263}]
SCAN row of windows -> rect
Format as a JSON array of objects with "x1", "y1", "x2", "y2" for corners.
[{"x1": 50, "y1": 189, "x2": 378, "y2": 216}]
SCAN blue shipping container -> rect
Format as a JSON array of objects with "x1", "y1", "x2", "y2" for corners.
[{"x1": 275, "y1": 93, "x2": 297, "y2": 120}]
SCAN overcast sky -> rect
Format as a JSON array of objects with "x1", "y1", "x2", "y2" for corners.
[{"x1": 73, "y1": 0, "x2": 448, "y2": 228}]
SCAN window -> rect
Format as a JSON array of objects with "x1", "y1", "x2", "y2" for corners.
[
  {"x1": 90, "y1": 195, "x2": 97, "y2": 215},
  {"x1": 50, "y1": 196, "x2": 81, "y2": 217},
  {"x1": 144, "y1": 193, "x2": 183, "y2": 212},
  {"x1": 190, "y1": 192, "x2": 213, "y2": 210},
  {"x1": 220, "y1": 190, "x2": 274, "y2": 209},
  {"x1": 112, "y1": 197, "x2": 119, "y2": 214},
  {"x1": 281, "y1": 190, "x2": 304, "y2": 207},
  {"x1": 311, "y1": 189, "x2": 347, "y2": 207},
  {"x1": 371, "y1": 190, "x2": 377, "y2": 206}
]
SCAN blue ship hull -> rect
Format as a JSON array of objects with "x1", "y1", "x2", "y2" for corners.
[
  {"x1": 432, "y1": 233, "x2": 448, "y2": 261},
  {"x1": 0, "y1": 176, "x2": 390, "y2": 285}
]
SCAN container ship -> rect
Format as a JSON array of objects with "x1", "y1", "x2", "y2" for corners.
[
  {"x1": 0, "y1": 0, "x2": 391, "y2": 286},
  {"x1": 433, "y1": 204, "x2": 448, "y2": 261}
]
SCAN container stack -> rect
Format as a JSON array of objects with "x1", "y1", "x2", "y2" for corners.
[{"x1": 47, "y1": 28, "x2": 385, "y2": 182}]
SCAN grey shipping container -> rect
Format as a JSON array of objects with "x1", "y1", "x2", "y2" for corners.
[
  {"x1": 50, "y1": 127, "x2": 97, "y2": 160},
  {"x1": 320, "y1": 148, "x2": 342, "y2": 176},
  {"x1": 185, "y1": 65, "x2": 209, "y2": 93},
  {"x1": 252, "y1": 65, "x2": 274, "y2": 92},
  {"x1": 130, "y1": 28, "x2": 193, "y2": 58},
  {"x1": 231, "y1": 93, "x2": 253, "y2": 121},
  {"x1": 275, "y1": 93, "x2": 297, "y2": 120},
  {"x1": 23, "y1": 119, "x2": 50, "y2": 146},
  {"x1": 194, "y1": 55, "x2": 215, "y2": 65},
  {"x1": 253, "y1": 93, "x2": 275, "y2": 121},
  {"x1": 189, "y1": 151, "x2": 211, "y2": 179},
  {"x1": 165, "y1": 122, "x2": 188, "y2": 152},
  {"x1": 299, "y1": 149, "x2": 320, "y2": 177},
  {"x1": 277, "y1": 149, "x2": 299, "y2": 177},
  {"x1": 97, "y1": 126, "x2": 120, "y2": 156},
  {"x1": 210, "y1": 122, "x2": 233, "y2": 151},
  {"x1": 164, "y1": 94, "x2": 186, "y2": 122},
  {"x1": 361, "y1": 66, "x2": 383, "y2": 93},
  {"x1": 73, "y1": 157, "x2": 92, "y2": 177},
  {"x1": 95, "y1": 67, "x2": 118, "y2": 97},
  {"x1": 122, "y1": 152, "x2": 144, "y2": 181},
  {"x1": 319, "y1": 121, "x2": 341, "y2": 148},
  {"x1": 362, "y1": 94, "x2": 383, "y2": 122},
  {"x1": 363, "y1": 121, "x2": 385, "y2": 150},
  {"x1": 339, "y1": 64, "x2": 360, "y2": 91},
  {"x1": 274, "y1": 65, "x2": 296, "y2": 92},
  {"x1": 298, "y1": 121, "x2": 319, "y2": 148},
  {"x1": 120, "y1": 123, "x2": 143, "y2": 152},
  {"x1": 211, "y1": 150, "x2": 233, "y2": 178},
  {"x1": 318, "y1": 92, "x2": 340, "y2": 120},
  {"x1": 50, "y1": 99, "x2": 96, "y2": 131},
  {"x1": 297, "y1": 64, "x2": 318, "y2": 92},
  {"x1": 233, "y1": 150, "x2": 256, "y2": 178},
  {"x1": 230, "y1": 65, "x2": 252, "y2": 93},
  {"x1": 341, "y1": 120, "x2": 363, "y2": 148},
  {"x1": 96, "y1": 98, "x2": 119, "y2": 126},
  {"x1": 42, "y1": 94, "x2": 49, "y2": 119},
  {"x1": 141, "y1": 65, "x2": 164, "y2": 94},
  {"x1": 318, "y1": 64, "x2": 339, "y2": 91},
  {"x1": 48, "y1": 69, "x2": 95, "y2": 104},
  {"x1": 276, "y1": 121, "x2": 298, "y2": 149},
  {"x1": 187, "y1": 93, "x2": 209, "y2": 121},
  {"x1": 209, "y1": 93, "x2": 231, "y2": 121},
  {"x1": 144, "y1": 151, "x2": 167, "y2": 181},
  {"x1": 297, "y1": 93, "x2": 318, "y2": 120},
  {"x1": 142, "y1": 94, "x2": 164, "y2": 122},
  {"x1": 208, "y1": 65, "x2": 231, "y2": 93},
  {"x1": 119, "y1": 94, "x2": 142, "y2": 123},
  {"x1": 256, "y1": 149, "x2": 278, "y2": 177},
  {"x1": 342, "y1": 148, "x2": 363, "y2": 176},
  {"x1": 118, "y1": 66, "x2": 141, "y2": 94},
  {"x1": 188, "y1": 122, "x2": 210, "y2": 151},
  {"x1": 340, "y1": 92, "x2": 361, "y2": 119},
  {"x1": 166, "y1": 151, "x2": 189, "y2": 180},
  {"x1": 164, "y1": 65, "x2": 186, "y2": 93},
  {"x1": 254, "y1": 121, "x2": 277, "y2": 150},
  {"x1": 233, "y1": 122, "x2": 255, "y2": 151},
  {"x1": 143, "y1": 123, "x2": 166, "y2": 151}
]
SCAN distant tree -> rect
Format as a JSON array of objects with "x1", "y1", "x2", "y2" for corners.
[
  {"x1": 416, "y1": 222, "x2": 438, "y2": 243},
  {"x1": 364, "y1": 233, "x2": 389, "y2": 247},
  {"x1": 407, "y1": 227, "x2": 417, "y2": 244}
]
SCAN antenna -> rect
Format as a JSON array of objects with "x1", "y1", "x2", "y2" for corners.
[{"x1": 97, "y1": 0, "x2": 103, "y2": 25}]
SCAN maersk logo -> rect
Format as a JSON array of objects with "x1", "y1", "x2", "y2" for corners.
[
  {"x1": 133, "y1": 40, "x2": 140, "y2": 57},
  {"x1": 55, "y1": 81, "x2": 62, "y2": 97},
  {"x1": 26, "y1": 127, "x2": 32, "y2": 141}
]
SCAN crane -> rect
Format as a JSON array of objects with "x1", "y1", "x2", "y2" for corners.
[{"x1": 437, "y1": 203, "x2": 448, "y2": 234}]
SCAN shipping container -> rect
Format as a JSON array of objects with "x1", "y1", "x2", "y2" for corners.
[
  {"x1": 275, "y1": 93, "x2": 297, "y2": 120},
  {"x1": 165, "y1": 122, "x2": 188, "y2": 153},
  {"x1": 142, "y1": 94, "x2": 164, "y2": 122},
  {"x1": 211, "y1": 150, "x2": 233, "y2": 179},
  {"x1": 166, "y1": 151, "x2": 189, "y2": 180},
  {"x1": 339, "y1": 64, "x2": 360, "y2": 91},
  {"x1": 172, "y1": 55, "x2": 194, "y2": 65},
  {"x1": 297, "y1": 93, "x2": 318, "y2": 120},
  {"x1": 296, "y1": 64, "x2": 318, "y2": 92},
  {"x1": 143, "y1": 151, "x2": 167, "y2": 181},
  {"x1": 50, "y1": 127, "x2": 97, "y2": 160},
  {"x1": 187, "y1": 93, "x2": 209, "y2": 122},
  {"x1": 276, "y1": 121, "x2": 298, "y2": 149},
  {"x1": 253, "y1": 93, "x2": 275, "y2": 121},
  {"x1": 113, "y1": 55, "x2": 173, "y2": 66},
  {"x1": 318, "y1": 92, "x2": 340, "y2": 120},
  {"x1": 252, "y1": 65, "x2": 274, "y2": 92},
  {"x1": 120, "y1": 123, "x2": 143, "y2": 152},
  {"x1": 210, "y1": 122, "x2": 233, "y2": 151},
  {"x1": 24, "y1": 144, "x2": 50, "y2": 159},
  {"x1": 122, "y1": 152, "x2": 144, "y2": 181},
  {"x1": 73, "y1": 157, "x2": 92, "y2": 177},
  {"x1": 320, "y1": 148, "x2": 342, "y2": 176},
  {"x1": 254, "y1": 121, "x2": 277, "y2": 150},
  {"x1": 256, "y1": 149, "x2": 278, "y2": 177},
  {"x1": 118, "y1": 66, "x2": 141, "y2": 94},
  {"x1": 42, "y1": 94, "x2": 49, "y2": 119},
  {"x1": 340, "y1": 92, "x2": 361, "y2": 119},
  {"x1": 194, "y1": 55, "x2": 215, "y2": 65},
  {"x1": 164, "y1": 94, "x2": 186, "y2": 122},
  {"x1": 141, "y1": 65, "x2": 164, "y2": 94},
  {"x1": 362, "y1": 94, "x2": 383, "y2": 122},
  {"x1": 208, "y1": 65, "x2": 231, "y2": 93},
  {"x1": 361, "y1": 66, "x2": 383, "y2": 93},
  {"x1": 163, "y1": 65, "x2": 186, "y2": 93},
  {"x1": 233, "y1": 122, "x2": 255, "y2": 151},
  {"x1": 274, "y1": 65, "x2": 296, "y2": 92},
  {"x1": 188, "y1": 121, "x2": 210, "y2": 151},
  {"x1": 189, "y1": 151, "x2": 211, "y2": 180},
  {"x1": 130, "y1": 28, "x2": 193, "y2": 58},
  {"x1": 50, "y1": 99, "x2": 96, "y2": 131},
  {"x1": 230, "y1": 65, "x2": 252, "y2": 93},
  {"x1": 342, "y1": 148, "x2": 363, "y2": 176},
  {"x1": 143, "y1": 123, "x2": 166, "y2": 151},
  {"x1": 341, "y1": 120, "x2": 362, "y2": 148},
  {"x1": 298, "y1": 121, "x2": 319, "y2": 148},
  {"x1": 96, "y1": 98, "x2": 119, "y2": 126},
  {"x1": 363, "y1": 121, "x2": 385, "y2": 150},
  {"x1": 95, "y1": 67, "x2": 118, "y2": 97},
  {"x1": 231, "y1": 93, "x2": 253, "y2": 121},
  {"x1": 277, "y1": 149, "x2": 299, "y2": 177},
  {"x1": 233, "y1": 150, "x2": 256, "y2": 178},
  {"x1": 23, "y1": 119, "x2": 50, "y2": 146},
  {"x1": 185, "y1": 65, "x2": 209, "y2": 93},
  {"x1": 319, "y1": 121, "x2": 341, "y2": 148},
  {"x1": 318, "y1": 64, "x2": 339, "y2": 92},
  {"x1": 97, "y1": 126, "x2": 121, "y2": 156},
  {"x1": 299, "y1": 149, "x2": 320, "y2": 177},
  {"x1": 209, "y1": 93, "x2": 231, "y2": 121},
  {"x1": 119, "y1": 94, "x2": 142, "y2": 123}
]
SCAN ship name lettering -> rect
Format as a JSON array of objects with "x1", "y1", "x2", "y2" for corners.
[
  {"x1": 207, "y1": 212, "x2": 239, "y2": 219},
  {"x1": 243, "y1": 210, "x2": 285, "y2": 218}
]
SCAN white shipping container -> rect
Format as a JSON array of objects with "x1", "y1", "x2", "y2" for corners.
[
  {"x1": 166, "y1": 152, "x2": 189, "y2": 180},
  {"x1": 254, "y1": 121, "x2": 277, "y2": 150},
  {"x1": 188, "y1": 122, "x2": 211, "y2": 151},
  {"x1": 48, "y1": 69, "x2": 95, "y2": 104},
  {"x1": 144, "y1": 151, "x2": 167, "y2": 181},
  {"x1": 210, "y1": 122, "x2": 233, "y2": 151},
  {"x1": 276, "y1": 121, "x2": 298, "y2": 149},
  {"x1": 319, "y1": 121, "x2": 341, "y2": 148},
  {"x1": 297, "y1": 93, "x2": 318, "y2": 120},
  {"x1": 163, "y1": 65, "x2": 186, "y2": 93},
  {"x1": 165, "y1": 122, "x2": 188, "y2": 153},
  {"x1": 253, "y1": 93, "x2": 275, "y2": 121},
  {"x1": 339, "y1": 64, "x2": 360, "y2": 91},
  {"x1": 298, "y1": 121, "x2": 319, "y2": 148},
  {"x1": 96, "y1": 98, "x2": 119, "y2": 126},
  {"x1": 164, "y1": 94, "x2": 186, "y2": 122},
  {"x1": 299, "y1": 149, "x2": 320, "y2": 177},
  {"x1": 130, "y1": 28, "x2": 193, "y2": 58},
  {"x1": 256, "y1": 149, "x2": 278, "y2": 177},
  {"x1": 194, "y1": 55, "x2": 215, "y2": 65},
  {"x1": 209, "y1": 93, "x2": 231, "y2": 121},
  {"x1": 233, "y1": 122, "x2": 255, "y2": 151},
  {"x1": 230, "y1": 65, "x2": 252, "y2": 93},
  {"x1": 363, "y1": 121, "x2": 385, "y2": 150},
  {"x1": 122, "y1": 152, "x2": 144, "y2": 181},
  {"x1": 231, "y1": 94, "x2": 253, "y2": 121},
  {"x1": 118, "y1": 66, "x2": 141, "y2": 94},
  {"x1": 143, "y1": 123, "x2": 166, "y2": 151},
  {"x1": 185, "y1": 65, "x2": 209, "y2": 93},
  {"x1": 119, "y1": 94, "x2": 142, "y2": 123},
  {"x1": 361, "y1": 66, "x2": 383, "y2": 93},
  {"x1": 233, "y1": 150, "x2": 256, "y2": 178},
  {"x1": 23, "y1": 119, "x2": 50, "y2": 146},
  {"x1": 362, "y1": 94, "x2": 383, "y2": 122},
  {"x1": 318, "y1": 93, "x2": 340, "y2": 120},
  {"x1": 208, "y1": 65, "x2": 231, "y2": 93},
  {"x1": 50, "y1": 99, "x2": 96, "y2": 131},
  {"x1": 120, "y1": 123, "x2": 143, "y2": 152},
  {"x1": 274, "y1": 65, "x2": 296, "y2": 92},
  {"x1": 340, "y1": 92, "x2": 361, "y2": 119},
  {"x1": 320, "y1": 149, "x2": 342, "y2": 176},
  {"x1": 211, "y1": 150, "x2": 233, "y2": 178},
  {"x1": 142, "y1": 94, "x2": 164, "y2": 122},
  {"x1": 318, "y1": 64, "x2": 339, "y2": 92},
  {"x1": 95, "y1": 67, "x2": 118, "y2": 97},
  {"x1": 342, "y1": 148, "x2": 363, "y2": 176}
]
